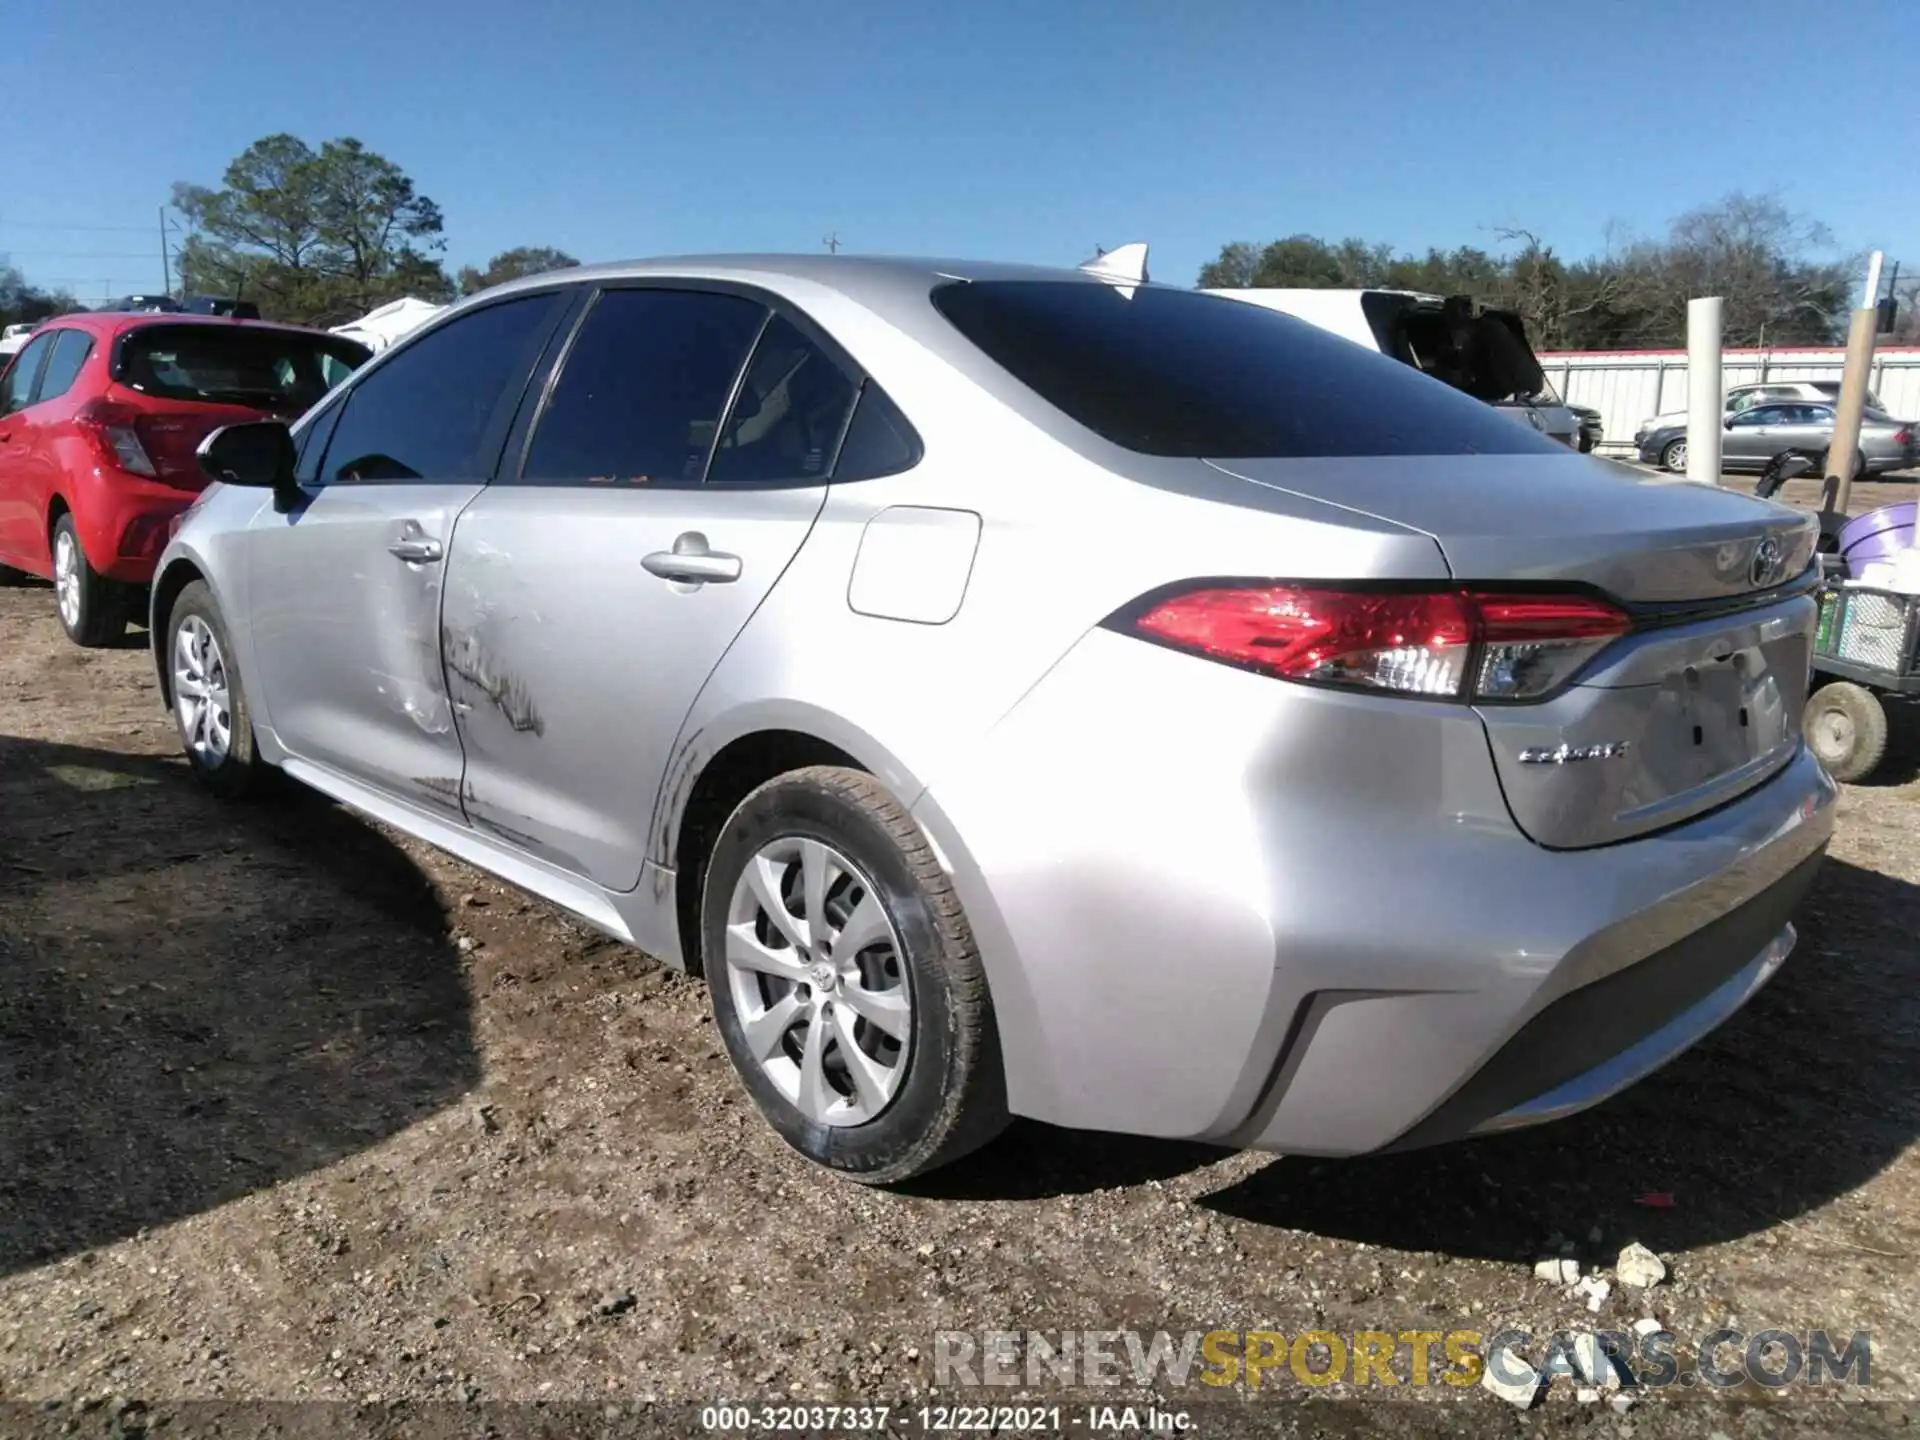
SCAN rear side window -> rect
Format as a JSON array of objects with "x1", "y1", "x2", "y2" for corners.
[
  {"x1": 35, "y1": 331, "x2": 94, "y2": 402},
  {"x1": 931, "y1": 281, "x2": 1567, "y2": 458},
  {"x1": 832, "y1": 383, "x2": 921, "y2": 482},
  {"x1": 523, "y1": 288, "x2": 768, "y2": 485},
  {"x1": 323, "y1": 294, "x2": 561, "y2": 483},
  {"x1": 708, "y1": 315, "x2": 859, "y2": 485},
  {"x1": 1, "y1": 333, "x2": 54, "y2": 415},
  {"x1": 119, "y1": 325, "x2": 371, "y2": 414}
]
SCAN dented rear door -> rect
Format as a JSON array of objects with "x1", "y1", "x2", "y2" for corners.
[{"x1": 440, "y1": 287, "x2": 848, "y2": 891}]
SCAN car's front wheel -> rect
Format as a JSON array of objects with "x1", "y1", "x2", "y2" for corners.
[
  {"x1": 51, "y1": 514, "x2": 128, "y2": 647},
  {"x1": 702, "y1": 766, "x2": 1008, "y2": 1184},
  {"x1": 166, "y1": 579, "x2": 265, "y2": 798},
  {"x1": 1659, "y1": 438, "x2": 1688, "y2": 474}
]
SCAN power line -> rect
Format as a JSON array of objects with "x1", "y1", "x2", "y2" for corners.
[
  {"x1": 0, "y1": 222, "x2": 155, "y2": 233},
  {"x1": 4, "y1": 250, "x2": 163, "y2": 259}
]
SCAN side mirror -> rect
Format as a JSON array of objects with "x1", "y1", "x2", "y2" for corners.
[
  {"x1": 1723, "y1": 416, "x2": 1736, "y2": 429},
  {"x1": 197, "y1": 421, "x2": 300, "y2": 510}
]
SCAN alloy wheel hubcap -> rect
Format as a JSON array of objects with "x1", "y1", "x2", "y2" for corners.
[
  {"x1": 724, "y1": 837, "x2": 911, "y2": 1127},
  {"x1": 1820, "y1": 710, "x2": 1854, "y2": 753},
  {"x1": 53, "y1": 532, "x2": 81, "y2": 629},
  {"x1": 1668, "y1": 442, "x2": 1687, "y2": 472},
  {"x1": 173, "y1": 616, "x2": 233, "y2": 765}
]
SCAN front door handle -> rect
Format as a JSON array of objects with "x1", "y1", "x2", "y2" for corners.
[
  {"x1": 643, "y1": 532, "x2": 742, "y2": 585},
  {"x1": 389, "y1": 536, "x2": 443, "y2": 563}
]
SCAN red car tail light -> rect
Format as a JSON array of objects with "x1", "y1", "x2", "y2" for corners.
[
  {"x1": 1119, "y1": 584, "x2": 1631, "y2": 702},
  {"x1": 1895, "y1": 427, "x2": 1913, "y2": 447},
  {"x1": 74, "y1": 399, "x2": 158, "y2": 478}
]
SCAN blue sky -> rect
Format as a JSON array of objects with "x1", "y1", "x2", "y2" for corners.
[{"x1": 4, "y1": 0, "x2": 1910, "y2": 306}]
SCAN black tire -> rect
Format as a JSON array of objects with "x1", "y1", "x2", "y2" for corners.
[
  {"x1": 702, "y1": 765, "x2": 1008, "y2": 1184},
  {"x1": 50, "y1": 513, "x2": 128, "y2": 647},
  {"x1": 1659, "y1": 438, "x2": 1688, "y2": 474},
  {"x1": 1805, "y1": 681, "x2": 1889, "y2": 784},
  {"x1": 165, "y1": 579, "x2": 266, "y2": 799}
]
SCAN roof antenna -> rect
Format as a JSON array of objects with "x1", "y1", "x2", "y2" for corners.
[{"x1": 1078, "y1": 241, "x2": 1149, "y2": 297}]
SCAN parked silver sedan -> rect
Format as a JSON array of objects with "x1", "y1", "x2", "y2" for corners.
[
  {"x1": 1637, "y1": 402, "x2": 1915, "y2": 476},
  {"x1": 153, "y1": 255, "x2": 1835, "y2": 1183}
]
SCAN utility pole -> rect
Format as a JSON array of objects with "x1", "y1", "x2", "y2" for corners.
[
  {"x1": 1827, "y1": 250, "x2": 1886, "y2": 514},
  {"x1": 822, "y1": 232, "x2": 841, "y2": 254},
  {"x1": 159, "y1": 206, "x2": 173, "y2": 298},
  {"x1": 1686, "y1": 296, "x2": 1724, "y2": 485}
]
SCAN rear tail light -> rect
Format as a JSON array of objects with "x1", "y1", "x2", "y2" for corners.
[
  {"x1": 75, "y1": 399, "x2": 157, "y2": 477},
  {"x1": 1896, "y1": 427, "x2": 1913, "y2": 447},
  {"x1": 1119, "y1": 584, "x2": 1631, "y2": 702}
]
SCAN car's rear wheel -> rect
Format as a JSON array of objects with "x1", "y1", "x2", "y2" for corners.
[
  {"x1": 51, "y1": 514, "x2": 128, "y2": 647},
  {"x1": 1805, "y1": 680, "x2": 1888, "y2": 784},
  {"x1": 167, "y1": 580, "x2": 265, "y2": 798},
  {"x1": 1659, "y1": 438, "x2": 1688, "y2": 474},
  {"x1": 702, "y1": 765, "x2": 1007, "y2": 1184}
]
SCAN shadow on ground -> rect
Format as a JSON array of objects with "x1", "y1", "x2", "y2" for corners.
[
  {"x1": 0, "y1": 736, "x2": 480, "y2": 1277},
  {"x1": 930, "y1": 857, "x2": 1919, "y2": 1261}
]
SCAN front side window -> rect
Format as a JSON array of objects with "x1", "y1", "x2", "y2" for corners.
[
  {"x1": 522, "y1": 287, "x2": 768, "y2": 485},
  {"x1": 932, "y1": 281, "x2": 1564, "y2": 458},
  {"x1": 322, "y1": 294, "x2": 561, "y2": 483},
  {"x1": 1, "y1": 333, "x2": 55, "y2": 416},
  {"x1": 119, "y1": 325, "x2": 371, "y2": 415},
  {"x1": 35, "y1": 331, "x2": 94, "y2": 403},
  {"x1": 708, "y1": 314, "x2": 859, "y2": 485},
  {"x1": 1734, "y1": 405, "x2": 1788, "y2": 426}
]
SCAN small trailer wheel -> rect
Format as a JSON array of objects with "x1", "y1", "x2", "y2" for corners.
[{"x1": 1805, "y1": 681, "x2": 1890, "y2": 783}]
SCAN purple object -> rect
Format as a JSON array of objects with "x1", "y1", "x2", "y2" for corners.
[{"x1": 1838, "y1": 502, "x2": 1920, "y2": 570}]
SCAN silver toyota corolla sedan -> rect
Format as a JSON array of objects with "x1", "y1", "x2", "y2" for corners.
[{"x1": 151, "y1": 254, "x2": 1836, "y2": 1184}]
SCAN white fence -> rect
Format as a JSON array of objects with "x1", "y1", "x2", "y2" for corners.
[{"x1": 1537, "y1": 346, "x2": 1920, "y2": 456}]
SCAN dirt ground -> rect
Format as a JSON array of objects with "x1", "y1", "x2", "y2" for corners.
[{"x1": 4, "y1": 476, "x2": 1920, "y2": 1436}]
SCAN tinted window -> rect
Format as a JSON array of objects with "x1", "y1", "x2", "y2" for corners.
[
  {"x1": 1736, "y1": 405, "x2": 1789, "y2": 426},
  {"x1": 294, "y1": 399, "x2": 346, "y2": 484},
  {"x1": 120, "y1": 325, "x2": 371, "y2": 414},
  {"x1": 523, "y1": 288, "x2": 766, "y2": 485},
  {"x1": 1, "y1": 333, "x2": 54, "y2": 415},
  {"x1": 35, "y1": 331, "x2": 94, "y2": 402},
  {"x1": 833, "y1": 382, "x2": 922, "y2": 482},
  {"x1": 932, "y1": 281, "x2": 1564, "y2": 458},
  {"x1": 709, "y1": 315, "x2": 858, "y2": 485},
  {"x1": 324, "y1": 294, "x2": 560, "y2": 483}
]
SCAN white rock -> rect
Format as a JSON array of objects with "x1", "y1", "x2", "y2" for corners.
[
  {"x1": 1480, "y1": 1345, "x2": 1541, "y2": 1408},
  {"x1": 1632, "y1": 1317, "x2": 1664, "y2": 1338},
  {"x1": 1616, "y1": 1242, "x2": 1668, "y2": 1288},
  {"x1": 1580, "y1": 1277, "x2": 1612, "y2": 1313},
  {"x1": 1576, "y1": 1386, "x2": 1600, "y2": 1404},
  {"x1": 1610, "y1": 1392, "x2": 1635, "y2": 1414},
  {"x1": 1534, "y1": 1256, "x2": 1581, "y2": 1284}
]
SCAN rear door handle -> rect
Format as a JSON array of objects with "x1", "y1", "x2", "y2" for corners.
[
  {"x1": 389, "y1": 536, "x2": 443, "y2": 563},
  {"x1": 643, "y1": 532, "x2": 741, "y2": 585}
]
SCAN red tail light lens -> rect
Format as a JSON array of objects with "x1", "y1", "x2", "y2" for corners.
[
  {"x1": 1896, "y1": 427, "x2": 1913, "y2": 446},
  {"x1": 74, "y1": 399, "x2": 157, "y2": 477},
  {"x1": 1124, "y1": 585, "x2": 1630, "y2": 702}
]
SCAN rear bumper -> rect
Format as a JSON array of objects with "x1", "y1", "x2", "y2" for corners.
[
  {"x1": 70, "y1": 464, "x2": 196, "y2": 583},
  {"x1": 912, "y1": 628, "x2": 1836, "y2": 1154}
]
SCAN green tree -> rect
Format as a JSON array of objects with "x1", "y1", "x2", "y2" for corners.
[
  {"x1": 173, "y1": 134, "x2": 453, "y2": 326},
  {"x1": 458, "y1": 246, "x2": 580, "y2": 295},
  {"x1": 1195, "y1": 193, "x2": 1852, "y2": 351},
  {"x1": 0, "y1": 263, "x2": 78, "y2": 329}
]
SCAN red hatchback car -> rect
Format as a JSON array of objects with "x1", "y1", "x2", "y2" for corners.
[{"x1": 0, "y1": 311, "x2": 369, "y2": 644}]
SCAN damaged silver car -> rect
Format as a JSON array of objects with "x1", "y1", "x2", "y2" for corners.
[{"x1": 151, "y1": 254, "x2": 1835, "y2": 1184}]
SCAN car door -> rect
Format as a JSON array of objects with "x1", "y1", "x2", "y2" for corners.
[
  {"x1": 1722, "y1": 403, "x2": 1788, "y2": 468},
  {"x1": 241, "y1": 290, "x2": 571, "y2": 815},
  {"x1": 439, "y1": 285, "x2": 859, "y2": 890},
  {"x1": 0, "y1": 331, "x2": 57, "y2": 567},
  {"x1": 1769, "y1": 403, "x2": 1831, "y2": 456}
]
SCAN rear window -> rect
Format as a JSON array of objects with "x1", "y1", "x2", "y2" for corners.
[
  {"x1": 117, "y1": 325, "x2": 370, "y2": 413},
  {"x1": 931, "y1": 280, "x2": 1566, "y2": 458}
]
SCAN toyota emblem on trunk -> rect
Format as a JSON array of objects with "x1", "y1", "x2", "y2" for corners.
[{"x1": 1750, "y1": 535, "x2": 1787, "y2": 588}]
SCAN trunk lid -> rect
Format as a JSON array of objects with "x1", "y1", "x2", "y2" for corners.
[{"x1": 1206, "y1": 452, "x2": 1820, "y2": 847}]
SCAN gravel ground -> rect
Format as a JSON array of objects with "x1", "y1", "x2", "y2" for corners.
[{"x1": 3, "y1": 528, "x2": 1920, "y2": 1438}]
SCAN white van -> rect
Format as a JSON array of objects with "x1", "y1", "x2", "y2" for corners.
[{"x1": 1206, "y1": 287, "x2": 1579, "y2": 448}]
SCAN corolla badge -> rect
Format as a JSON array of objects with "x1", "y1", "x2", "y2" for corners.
[
  {"x1": 1749, "y1": 535, "x2": 1787, "y2": 588},
  {"x1": 1518, "y1": 741, "x2": 1633, "y2": 765}
]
